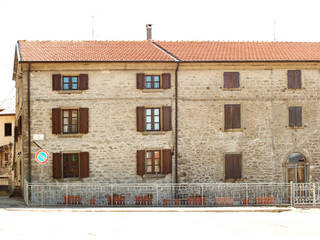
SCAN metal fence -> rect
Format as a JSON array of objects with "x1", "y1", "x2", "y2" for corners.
[
  {"x1": 293, "y1": 183, "x2": 320, "y2": 206},
  {"x1": 23, "y1": 180, "x2": 300, "y2": 207}
]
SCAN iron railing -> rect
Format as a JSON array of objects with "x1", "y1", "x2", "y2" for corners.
[{"x1": 23, "y1": 181, "x2": 299, "y2": 207}]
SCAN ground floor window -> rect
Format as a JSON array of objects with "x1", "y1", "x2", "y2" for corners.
[
  {"x1": 225, "y1": 154, "x2": 242, "y2": 179},
  {"x1": 63, "y1": 153, "x2": 79, "y2": 178},
  {"x1": 286, "y1": 152, "x2": 306, "y2": 183},
  {"x1": 145, "y1": 150, "x2": 161, "y2": 174}
]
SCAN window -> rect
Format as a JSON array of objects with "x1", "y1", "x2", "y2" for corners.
[
  {"x1": 289, "y1": 107, "x2": 302, "y2": 128},
  {"x1": 224, "y1": 104, "x2": 241, "y2": 130},
  {"x1": 4, "y1": 153, "x2": 8, "y2": 166},
  {"x1": 286, "y1": 153, "x2": 306, "y2": 183},
  {"x1": 145, "y1": 150, "x2": 161, "y2": 174},
  {"x1": 224, "y1": 72, "x2": 239, "y2": 88},
  {"x1": 63, "y1": 153, "x2": 79, "y2": 178},
  {"x1": 288, "y1": 70, "x2": 301, "y2": 89},
  {"x1": 225, "y1": 154, "x2": 242, "y2": 179},
  {"x1": 63, "y1": 109, "x2": 78, "y2": 134},
  {"x1": 63, "y1": 76, "x2": 78, "y2": 90},
  {"x1": 145, "y1": 108, "x2": 160, "y2": 131},
  {"x1": 4, "y1": 123, "x2": 12, "y2": 136},
  {"x1": 145, "y1": 75, "x2": 160, "y2": 89}
]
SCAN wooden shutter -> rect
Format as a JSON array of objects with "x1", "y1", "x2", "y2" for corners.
[
  {"x1": 79, "y1": 108, "x2": 89, "y2": 133},
  {"x1": 288, "y1": 70, "x2": 295, "y2": 89},
  {"x1": 295, "y1": 70, "x2": 301, "y2": 89},
  {"x1": 162, "y1": 106, "x2": 172, "y2": 131},
  {"x1": 79, "y1": 74, "x2": 89, "y2": 90},
  {"x1": 80, "y1": 152, "x2": 89, "y2": 178},
  {"x1": 53, "y1": 153, "x2": 62, "y2": 179},
  {"x1": 225, "y1": 154, "x2": 241, "y2": 179},
  {"x1": 295, "y1": 107, "x2": 302, "y2": 127},
  {"x1": 233, "y1": 72, "x2": 240, "y2": 88},
  {"x1": 289, "y1": 107, "x2": 296, "y2": 127},
  {"x1": 52, "y1": 108, "x2": 61, "y2": 134},
  {"x1": 52, "y1": 74, "x2": 61, "y2": 90},
  {"x1": 137, "y1": 150, "x2": 145, "y2": 176},
  {"x1": 14, "y1": 126, "x2": 18, "y2": 142},
  {"x1": 137, "y1": 73, "x2": 145, "y2": 89},
  {"x1": 18, "y1": 116, "x2": 22, "y2": 135},
  {"x1": 162, "y1": 149, "x2": 172, "y2": 174},
  {"x1": 224, "y1": 105, "x2": 232, "y2": 129},
  {"x1": 162, "y1": 73, "x2": 171, "y2": 89},
  {"x1": 136, "y1": 107, "x2": 145, "y2": 132},
  {"x1": 224, "y1": 72, "x2": 233, "y2": 88},
  {"x1": 232, "y1": 104, "x2": 241, "y2": 129}
]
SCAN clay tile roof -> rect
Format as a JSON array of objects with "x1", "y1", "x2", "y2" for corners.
[
  {"x1": 155, "y1": 41, "x2": 320, "y2": 62},
  {"x1": 18, "y1": 40, "x2": 175, "y2": 62}
]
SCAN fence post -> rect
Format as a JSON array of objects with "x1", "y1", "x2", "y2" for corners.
[
  {"x1": 156, "y1": 185, "x2": 159, "y2": 206},
  {"x1": 290, "y1": 181, "x2": 293, "y2": 207},
  {"x1": 41, "y1": 184, "x2": 44, "y2": 207},
  {"x1": 201, "y1": 184, "x2": 204, "y2": 206},
  {"x1": 313, "y1": 183, "x2": 316, "y2": 207},
  {"x1": 66, "y1": 184, "x2": 68, "y2": 207},
  {"x1": 245, "y1": 183, "x2": 248, "y2": 202},
  {"x1": 111, "y1": 184, "x2": 113, "y2": 206}
]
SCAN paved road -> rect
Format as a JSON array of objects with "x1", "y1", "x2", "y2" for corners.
[{"x1": 0, "y1": 196, "x2": 25, "y2": 208}]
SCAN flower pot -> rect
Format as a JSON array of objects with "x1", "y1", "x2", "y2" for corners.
[
  {"x1": 255, "y1": 196, "x2": 274, "y2": 205},
  {"x1": 174, "y1": 199, "x2": 181, "y2": 206},
  {"x1": 89, "y1": 198, "x2": 96, "y2": 206},
  {"x1": 163, "y1": 199, "x2": 170, "y2": 206},
  {"x1": 242, "y1": 198, "x2": 250, "y2": 205},
  {"x1": 107, "y1": 195, "x2": 125, "y2": 205},
  {"x1": 215, "y1": 197, "x2": 234, "y2": 206},
  {"x1": 187, "y1": 197, "x2": 206, "y2": 205}
]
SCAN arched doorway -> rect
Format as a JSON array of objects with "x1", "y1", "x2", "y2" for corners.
[{"x1": 286, "y1": 153, "x2": 306, "y2": 183}]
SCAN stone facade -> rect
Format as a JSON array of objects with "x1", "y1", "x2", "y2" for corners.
[{"x1": 13, "y1": 60, "x2": 320, "y2": 191}]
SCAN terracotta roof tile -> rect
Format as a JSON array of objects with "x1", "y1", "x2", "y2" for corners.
[
  {"x1": 155, "y1": 41, "x2": 320, "y2": 62},
  {"x1": 18, "y1": 40, "x2": 174, "y2": 62}
]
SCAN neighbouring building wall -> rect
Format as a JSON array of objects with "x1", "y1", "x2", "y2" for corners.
[
  {"x1": 0, "y1": 115, "x2": 15, "y2": 146},
  {"x1": 177, "y1": 62, "x2": 320, "y2": 183},
  {"x1": 19, "y1": 62, "x2": 176, "y2": 184}
]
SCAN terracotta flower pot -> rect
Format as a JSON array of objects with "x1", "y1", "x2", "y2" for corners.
[
  {"x1": 89, "y1": 198, "x2": 96, "y2": 206},
  {"x1": 174, "y1": 199, "x2": 181, "y2": 206},
  {"x1": 163, "y1": 199, "x2": 170, "y2": 206},
  {"x1": 215, "y1": 197, "x2": 234, "y2": 206},
  {"x1": 242, "y1": 198, "x2": 250, "y2": 205}
]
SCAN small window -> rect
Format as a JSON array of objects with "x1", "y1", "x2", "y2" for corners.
[
  {"x1": 288, "y1": 70, "x2": 301, "y2": 89},
  {"x1": 289, "y1": 107, "x2": 302, "y2": 128},
  {"x1": 4, "y1": 123, "x2": 12, "y2": 136},
  {"x1": 224, "y1": 72, "x2": 239, "y2": 88},
  {"x1": 225, "y1": 154, "x2": 242, "y2": 179},
  {"x1": 145, "y1": 108, "x2": 160, "y2": 131},
  {"x1": 63, "y1": 109, "x2": 79, "y2": 134},
  {"x1": 224, "y1": 104, "x2": 241, "y2": 130},
  {"x1": 63, "y1": 76, "x2": 79, "y2": 90},
  {"x1": 145, "y1": 150, "x2": 161, "y2": 174},
  {"x1": 63, "y1": 153, "x2": 79, "y2": 178},
  {"x1": 145, "y1": 75, "x2": 160, "y2": 89}
]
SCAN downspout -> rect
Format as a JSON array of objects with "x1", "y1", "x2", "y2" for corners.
[
  {"x1": 175, "y1": 63, "x2": 179, "y2": 183},
  {"x1": 27, "y1": 63, "x2": 31, "y2": 182}
]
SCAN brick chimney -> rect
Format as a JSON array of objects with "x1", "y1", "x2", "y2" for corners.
[{"x1": 146, "y1": 24, "x2": 152, "y2": 40}]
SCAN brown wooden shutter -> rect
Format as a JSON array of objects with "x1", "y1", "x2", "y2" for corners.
[
  {"x1": 52, "y1": 108, "x2": 61, "y2": 134},
  {"x1": 225, "y1": 154, "x2": 233, "y2": 179},
  {"x1": 233, "y1": 154, "x2": 242, "y2": 178},
  {"x1": 137, "y1": 150, "x2": 145, "y2": 176},
  {"x1": 225, "y1": 154, "x2": 241, "y2": 179},
  {"x1": 14, "y1": 126, "x2": 18, "y2": 142},
  {"x1": 295, "y1": 107, "x2": 302, "y2": 127},
  {"x1": 288, "y1": 70, "x2": 295, "y2": 89},
  {"x1": 162, "y1": 106, "x2": 172, "y2": 131},
  {"x1": 18, "y1": 116, "x2": 22, "y2": 135},
  {"x1": 52, "y1": 74, "x2": 61, "y2": 90},
  {"x1": 224, "y1": 72, "x2": 232, "y2": 88},
  {"x1": 53, "y1": 153, "x2": 62, "y2": 179},
  {"x1": 80, "y1": 152, "x2": 89, "y2": 178},
  {"x1": 232, "y1": 104, "x2": 241, "y2": 129},
  {"x1": 137, "y1": 73, "x2": 145, "y2": 89},
  {"x1": 162, "y1": 73, "x2": 171, "y2": 89},
  {"x1": 224, "y1": 105, "x2": 232, "y2": 129},
  {"x1": 233, "y1": 72, "x2": 240, "y2": 88},
  {"x1": 136, "y1": 107, "x2": 145, "y2": 132},
  {"x1": 162, "y1": 149, "x2": 172, "y2": 174},
  {"x1": 79, "y1": 74, "x2": 89, "y2": 90},
  {"x1": 295, "y1": 70, "x2": 301, "y2": 89},
  {"x1": 289, "y1": 107, "x2": 295, "y2": 127},
  {"x1": 79, "y1": 108, "x2": 89, "y2": 133}
]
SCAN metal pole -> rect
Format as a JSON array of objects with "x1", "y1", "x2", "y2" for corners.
[
  {"x1": 313, "y1": 183, "x2": 316, "y2": 207},
  {"x1": 156, "y1": 185, "x2": 159, "y2": 206},
  {"x1": 290, "y1": 181, "x2": 293, "y2": 207},
  {"x1": 66, "y1": 184, "x2": 68, "y2": 207},
  {"x1": 201, "y1": 184, "x2": 204, "y2": 206}
]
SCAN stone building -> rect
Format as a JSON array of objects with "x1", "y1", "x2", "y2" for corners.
[{"x1": 12, "y1": 36, "x2": 320, "y2": 193}]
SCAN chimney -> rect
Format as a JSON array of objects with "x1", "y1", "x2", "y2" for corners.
[{"x1": 146, "y1": 24, "x2": 152, "y2": 40}]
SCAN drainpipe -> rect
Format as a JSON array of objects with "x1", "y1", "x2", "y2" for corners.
[
  {"x1": 175, "y1": 63, "x2": 179, "y2": 183},
  {"x1": 27, "y1": 63, "x2": 31, "y2": 182}
]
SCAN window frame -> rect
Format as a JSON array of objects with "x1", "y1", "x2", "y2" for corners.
[
  {"x1": 62, "y1": 109, "x2": 79, "y2": 134},
  {"x1": 145, "y1": 108, "x2": 161, "y2": 131},
  {"x1": 4, "y1": 123, "x2": 12, "y2": 137},
  {"x1": 62, "y1": 153, "x2": 80, "y2": 178},
  {"x1": 144, "y1": 75, "x2": 161, "y2": 89},
  {"x1": 145, "y1": 150, "x2": 161, "y2": 174},
  {"x1": 62, "y1": 76, "x2": 79, "y2": 91}
]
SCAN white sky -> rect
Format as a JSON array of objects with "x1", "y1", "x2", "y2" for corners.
[{"x1": 1, "y1": 0, "x2": 320, "y2": 102}]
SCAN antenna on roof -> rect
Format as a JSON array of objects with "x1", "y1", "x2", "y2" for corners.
[
  {"x1": 91, "y1": 15, "x2": 95, "y2": 40},
  {"x1": 273, "y1": 18, "x2": 276, "y2": 41}
]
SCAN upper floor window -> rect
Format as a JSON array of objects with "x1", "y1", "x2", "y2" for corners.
[
  {"x1": 52, "y1": 74, "x2": 88, "y2": 91},
  {"x1": 137, "y1": 73, "x2": 171, "y2": 90},
  {"x1": 224, "y1": 104, "x2": 241, "y2": 130},
  {"x1": 288, "y1": 70, "x2": 301, "y2": 89},
  {"x1": 63, "y1": 76, "x2": 78, "y2": 90},
  {"x1": 145, "y1": 108, "x2": 160, "y2": 131},
  {"x1": 4, "y1": 123, "x2": 12, "y2": 136},
  {"x1": 63, "y1": 109, "x2": 78, "y2": 134},
  {"x1": 224, "y1": 72, "x2": 239, "y2": 89},
  {"x1": 289, "y1": 106, "x2": 302, "y2": 128},
  {"x1": 136, "y1": 106, "x2": 172, "y2": 132}
]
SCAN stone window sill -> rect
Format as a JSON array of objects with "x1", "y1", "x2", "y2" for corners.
[
  {"x1": 143, "y1": 174, "x2": 166, "y2": 178},
  {"x1": 286, "y1": 126, "x2": 305, "y2": 129},
  {"x1": 223, "y1": 128, "x2": 244, "y2": 132},
  {"x1": 220, "y1": 87, "x2": 243, "y2": 91},
  {"x1": 282, "y1": 88, "x2": 305, "y2": 91},
  {"x1": 56, "y1": 90, "x2": 84, "y2": 94},
  {"x1": 142, "y1": 131, "x2": 168, "y2": 135},
  {"x1": 141, "y1": 89, "x2": 166, "y2": 93},
  {"x1": 224, "y1": 178, "x2": 244, "y2": 182},
  {"x1": 57, "y1": 133, "x2": 83, "y2": 138}
]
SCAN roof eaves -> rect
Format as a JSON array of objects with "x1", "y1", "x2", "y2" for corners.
[{"x1": 16, "y1": 41, "x2": 22, "y2": 63}]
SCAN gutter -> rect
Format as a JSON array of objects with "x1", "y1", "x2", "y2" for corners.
[
  {"x1": 27, "y1": 63, "x2": 31, "y2": 182},
  {"x1": 175, "y1": 63, "x2": 179, "y2": 183}
]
